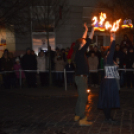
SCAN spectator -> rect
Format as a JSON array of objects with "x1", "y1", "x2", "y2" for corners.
[
  {"x1": 37, "y1": 50, "x2": 46, "y2": 87},
  {"x1": 1, "y1": 52, "x2": 13, "y2": 89},
  {"x1": 120, "y1": 34, "x2": 132, "y2": 50},
  {"x1": 21, "y1": 48, "x2": 37, "y2": 88},
  {"x1": 94, "y1": 46, "x2": 101, "y2": 68},
  {"x1": 45, "y1": 46, "x2": 55, "y2": 71},
  {"x1": 54, "y1": 52, "x2": 65, "y2": 87},
  {"x1": 0, "y1": 57, "x2": 2, "y2": 87},
  {"x1": 113, "y1": 44, "x2": 124, "y2": 87},
  {"x1": 88, "y1": 51, "x2": 99, "y2": 88},
  {"x1": 120, "y1": 47, "x2": 127, "y2": 88},
  {"x1": 126, "y1": 47, "x2": 134, "y2": 88},
  {"x1": 100, "y1": 52, "x2": 105, "y2": 81},
  {"x1": 61, "y1": 48, "x2": 67, "y2": 62},
  {"x1": 86, "y1": 45, "x2": 94, "y2": 57},
  {"x1": 13, "y1": 57, "x2": 25, "y2": 87},
  {"x1": 8, "y1": 52, "x2": 16, "y2": 88},
  {"x1": 65, "y1": 59, "x2": 75, "y2": 85},
  {"x1": 31, "y1": 50, "x2": 37, "y2": 58}
]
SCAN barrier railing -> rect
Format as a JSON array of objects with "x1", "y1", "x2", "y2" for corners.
[{"x1": 0, "y1": 68, "x2": 133, "y2": 90}]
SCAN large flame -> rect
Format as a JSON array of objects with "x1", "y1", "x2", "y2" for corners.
[
  {"x1": 111, "y1": 19, "x2": 121, "y2": 32},
  {"x1": 105, "y1": 21, "x2": 112, "y2": 30},
  {"x1": 99, "y1": 12, "x2": 106, "y2": 26},
  {"x1": 92, "y1": 16, "x2": 98, "y2": 26}
]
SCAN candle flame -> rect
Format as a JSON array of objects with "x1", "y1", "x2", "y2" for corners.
[{"x1": 111, "y1": 19, "x2": 121, "y2": 32}]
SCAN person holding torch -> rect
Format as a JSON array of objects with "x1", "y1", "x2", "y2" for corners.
[
  {"x1": 98, "y1": 32, "x2": 120, "y2": 123},
  {"x1": 72, "y1": 23, "x2": 94, "y2": 126}
]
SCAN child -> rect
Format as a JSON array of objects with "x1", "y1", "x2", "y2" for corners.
[{"x1": 14, "y1": 57, "x2": 25, "y2": 87}]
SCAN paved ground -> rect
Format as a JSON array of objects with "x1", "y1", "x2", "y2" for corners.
[{"x1": 0, "y1": 86, "x2": 134, "y2": 134}]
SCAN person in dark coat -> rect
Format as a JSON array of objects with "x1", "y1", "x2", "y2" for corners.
[
  {"x1": 120, "y1": 34, "x2": 132, "y2": 51},
  {"x1": 94, "y1": 46, "x2": 101, "y2": 68},
  {"x1": 65, "y1": 59, "x2": 75, "y2": 85},
  {"x1": 125, "y1": 47, "x2": 134, "y2": 88},
  {"x1": 1, "y1": 52, "x2": 13, "y2": 89},
  {"x1": 21, "y1": 48, "x2": 37, "y2": 88},
  {"x1": 120, "y1": 47, "x2": 127, "y2": 87},
  {"x1": 98, "y1": 33, "x2": 120, "y2": 122},
  {"x1": 73, "y1": 23, "x2": 94, "y2": 126},
  {"x1": 113, "y1": 44, "x2": 124, "y2": 87}
]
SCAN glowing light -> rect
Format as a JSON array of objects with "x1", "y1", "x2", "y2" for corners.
[
  {"x1": 99, "y1": 12, "x2": 106, "y2": 26},
  {"x1": 105, "y1": 21, "x2": 112, "y2": 30},
  {"x1": 121, "y1": 19, "x2": 133, "y2": 29},
  {"x1": 121, "y1": 24, "x2": 133, "y2": 28},
  {"x1": 92, "y1": 13, "x2": 106, "y2": 31},
  {"x1": 87, "y1": 89, "x2": 90, "y2": 93},
  {"x1": 92, "y1": 16, "x2": 98, "y2": 26},
  {"x1": 111, "y1": 19, "x2": 121, "y2": 32}
]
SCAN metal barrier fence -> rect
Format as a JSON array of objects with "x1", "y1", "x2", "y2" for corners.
[{"x1": 0, "y1": 68, "x2": 134, "y2": 90}]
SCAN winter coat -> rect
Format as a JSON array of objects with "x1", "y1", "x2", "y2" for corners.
[
  {"x1": 1, "y1": 57, "x2": 13, "y2": 71},
  {"x1": 13, "y1": 64, "x2": 25, "y2": 79},
  {"x1": 65, "y1": 63, "x2": 75, "y2": 71},
  {"x1": 54, "y1": 57, "x2": 65, "y2": 71},
  {"x1": 37, "y1": 56, "x2": 46, "y2": 71},
  {"x1": 88, "y1": 56, "x2": 99, "y2": 72},
  {"x1": 21, "y1": 54, "x2": 37, "y2": 70},
  {"x1": 126, "y1": 52, "x2": 134, "y2": 69},
  {"x1": 113, "y1": 50, "x2": 124, "y2": 68}
]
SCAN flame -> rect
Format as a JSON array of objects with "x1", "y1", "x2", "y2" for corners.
[
  {"x1": 94, "y1": 27, "x2": 105, "y2": 31},
  {"x1": 105, "y1": 21, "x2": 112, "y2": 30},
  {"x1": 92, "y1": 16, "x2": 98, "y2": 25},
  {"x1": 111, "y1": 19, "x2": 121, "y2": 32},
  {"x1": 99, "y1": 12, "x2": 106, "y2": 26},
  {"x1": 87, "y1": 89, "x2": 90, "y2": 93},
  {"x1": 121, "y1": 24, "x2": 133, "y2": 28},
  {"x1": 121, "y1": 19, "x2": 133, "y2": 29}
]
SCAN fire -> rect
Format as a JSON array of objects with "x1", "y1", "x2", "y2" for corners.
[
  {"x1": 99, "y1": 12, "x2": 106, "y2": 26},
  {"x1": 121, "y1": 19, "x2": 133, "y2": 28},
  {"x1": 121, "y1": 24, "x2": 133, "y2": 28},
  {"x1": 87, "y1": 89, "x2": 90, "y2": 93},
  {"x1": 92, "y1": 12, "x2": 106, "y2": 31},
  {"x1": 105, "y1": 21, "x2": 112, "y2": 30},
  {"x1": 111, "y1": 19, "x2": 121, "y2": 32},
  {"x1": 92, "y1": 16, "x2": 98, "y2": 26},
  {"x1": 92, "y1": 12, "x2": 132, "y2": 32}
]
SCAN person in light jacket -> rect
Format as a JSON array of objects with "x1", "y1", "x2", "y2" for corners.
[
  {"x1": 88, "y1": 51, "x2": 99, "y2": 88},
  {"x1": 37, "y1": 50, "x2": 46, "y2": 87},
  {"x1": 54, "y1": 52, "x2": 65, "y2": 87}
]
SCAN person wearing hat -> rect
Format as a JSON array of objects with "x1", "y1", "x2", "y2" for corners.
[
  {"x1": 98, "y1": 33, "x2": 120, "y2": 123},
  {"x1": 73, "y1": 23, "x2": 94, "y2": 126}
]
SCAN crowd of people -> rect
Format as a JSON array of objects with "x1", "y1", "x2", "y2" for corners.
[{"x1": 0, "y1": 34, "x2": 133, "y2": 89}]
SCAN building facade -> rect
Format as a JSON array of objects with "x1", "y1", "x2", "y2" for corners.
[{"x1": 2, "y1": 0, "x2": 133, "y2": 57}]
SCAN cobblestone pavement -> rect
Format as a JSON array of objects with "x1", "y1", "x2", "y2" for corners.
[{"x1": 0, "y1": 89, "x2": 134, "y2": 134}]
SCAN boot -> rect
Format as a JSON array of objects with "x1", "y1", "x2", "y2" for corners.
[
  {"x1": 79, "y1": 118, "x2": 93, "y2": 126},
  {"x1": 74, "y1": 116, "x2": 87, "y2": 122},
  {"x1": 74, "y1": 115, "x2": 80, "y2": 121}
]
